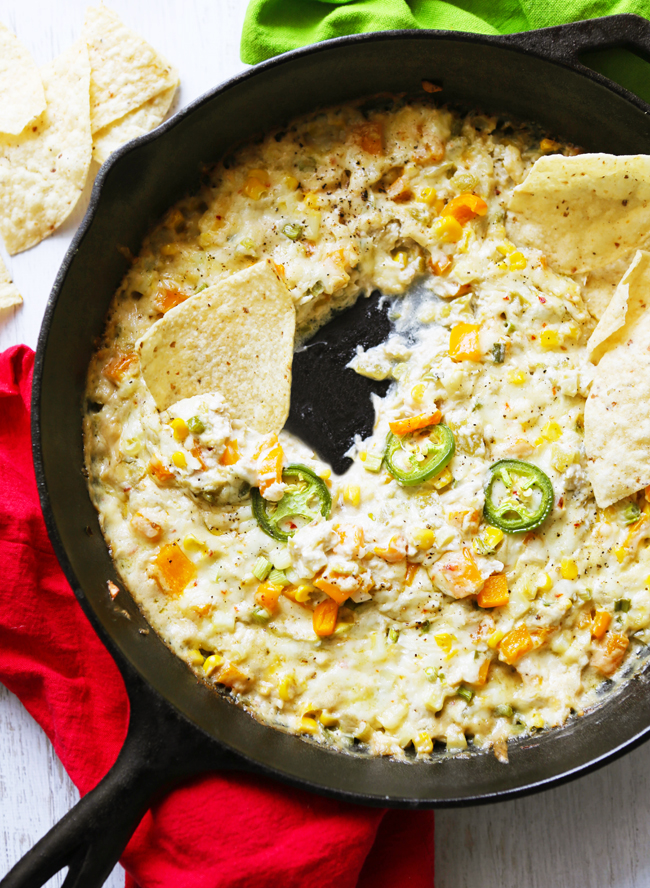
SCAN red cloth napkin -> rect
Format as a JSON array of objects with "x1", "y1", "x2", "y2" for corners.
[{"x1": 0, "y1": 344, "x2": 434, "y2": 888}]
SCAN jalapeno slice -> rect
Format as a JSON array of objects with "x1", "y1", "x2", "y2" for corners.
[
  {"x1": 384, "y1": 424, "x2": 455, "y2": 487},
  {"x1": 483, "y1": 459, "x2": 554, "y2": 533},
  {"x1": 252, "y1": 464, "x2": 331, "y2": 542}
]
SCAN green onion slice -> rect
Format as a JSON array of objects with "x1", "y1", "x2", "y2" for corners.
[
  {"x1": 252, "y1": 464, "x2": 331, "y2": 542},
  {"x1": 384, "y1": 424, "x2": 455, "y2": 487},
  {"x1": 483, "y1": 459, "x2": 554, "y2": 533}
]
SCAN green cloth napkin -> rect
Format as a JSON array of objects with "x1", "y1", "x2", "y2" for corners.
[{"x1": 240, "y1": 0, "x2": 650, "y2": 105}]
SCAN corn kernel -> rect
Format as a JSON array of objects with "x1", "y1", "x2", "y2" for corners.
[
  {"x1": 172, "y1": 451, "x2": 187, "y2": 469},
  {"x1": 413, "y1": 528, "x2": 435, "y2": 550},
  {"x1": 560, "y1": 557, "x2": 578, "y2": 580},
  {"x1": 284, "y1": 175, "x2": 299, "y2": 190},
  {"x1": 473, "y1": 525, "x2": 504, "y2": 555},
  {"x1": 540, "y1": 420, "x2": 562, "y2": 442},
  {"x1": 496, "y1": 241, "x2": 515, "y2": 255},
  {"x1": 303, "y1": 192, "x2": 323, "y2": 209},
  {"x1": 488, "y1": 629, "x2": 505, "y2": 649},
  {"x1": 343, "y1": 485, "x2": 361, "y2": 507},
  {"x1": 614, "y1": 547, "x2": 626, "y2": 564},
  {"x1": 537, "y1": 572, "x2": 553, "y2": 592},
  {"x1": 417, "y1": 186, "x2": 438, "y2": 205},
  {"x1": 435, "y1": 633, "x2": 455, "y2": 652},
  {"x1": 540, "y1": 138, "x2": 560, "y2": 153},
  {"x1": 432, "y1": 215, "x2": 463, "y2": 243},
  {"x1": 414, "y1": 731, "x2": 434, "y2": 755},
  {"x1": 432, "y1": 466, "x2": 453, "y2": 489},
  {"x1": 541, "y1": 330, "x2": 561, "y2": 349},
  {"x1": 243, "y1": 174, "x2": 269, "y2": 200},
  {"x1": 319, "y1": 468, "x2": 332, "y2": 480},
  {"x1": 564, "y1": 324, "x2": 580, "y2": 340},
  {"x1": 183, "y1": 534, "x2": 210, "y2": 557},
  {"x1": 508, "y1": 251, "x2": 527, "y2": 270},
  {"x1": 319, "y1": 711, "x2": 338, "y2": 727},
  {"x1": 529, "y1": 711, "x2": 545, "y2": 728},
  {"x1": 299, "y1": 716, "x2": 319, "y2": 734},
  {"x1": 393, "y1": 250, "x2": 409, "y2": 268},
  {"x1": 203, "y1": 654, "x2": 224, "y2": 676},
  {"x1": 187, "y1": 649, "x2": 205, "y2": 667},
  {"x1": 508, "y1": 369, "x2": 527, "y2": 385},
  {"x1": 551, "y1": 445, "x2": 574, "y2": 473},
  {"x1": 293, "y1": 584, "x2": 313, "y2": 603},
  {"x1": 278, "y1": 674, "x2": 296, "y2": 702},
  {"x1": 411, "y1": 383, "x2": 426, "y2": 402},
  {"x1": 170, "y1": 417, "x2": 189, "y2": 441}
]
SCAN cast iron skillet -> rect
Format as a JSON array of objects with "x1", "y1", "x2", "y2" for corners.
[{"x1": 5, "y1": 15, "x2": 650, "y2": 888}]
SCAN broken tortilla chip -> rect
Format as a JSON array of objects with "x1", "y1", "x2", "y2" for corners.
[
  {"x1": 585, "y1": 250, "x2": 650, "y2": 507},
  {"x1": 92, "y1": 84, "x2": 176, "y2": 164},
  {"x1": 83, "y1": 4, "x2": 179, "y2": 135},
  {"x1": 137, "y1": 260, "x2": 296, "y2": 434},
  {"x1": 0, "y1": 22, "x2": 45, "y2": 136},
  {"x1": 0, "y1": 40, "x2": 92, "y2": 255},
  {"x1": 586, "y1": 250, "x2": 650, "y2": 364},
  {"x1": 507, "y1": 154, "x2": 650, "y2": 275},
  {"x1": 0, "y1": 255, "x2": 22, "y2": 309}
]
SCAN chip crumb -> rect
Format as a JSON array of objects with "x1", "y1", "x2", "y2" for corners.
[{"x1": 0, "y1": 255, "x2": 22, "y2": 309}]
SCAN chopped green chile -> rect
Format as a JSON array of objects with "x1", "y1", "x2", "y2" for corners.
[
  {"x1": 492, "y1": 342, "x2": 505, "y2": 363},
  {"x1": 384, "y1": 423, "x2": 455, "y2": 486},
  {"x1": 622, "y1": 502, "x2": 641, "y2": 525},
  {"x1": 457, "y1": 686, "x2": 474, "y2": 703},
  {"x1": 483, "y1": 459, "x2": 554, "y2": 533},
  {"x1": 187, "y1": 415, "x2": 205, "y2": 435},
  {"x1": 252, "y1": 464, "x2": 332, "y2": 542},
  {"x1": 494, "y1": 704, "x2": 514, "y2": 718},
  {"x1": 282, "y1": 222, "x2": 303, "y2": 240},
  {"x1": 615, "y1": 598, "x2": 632, "y2": 613}
]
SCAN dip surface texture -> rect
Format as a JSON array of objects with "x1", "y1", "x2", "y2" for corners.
[{"x1": 84, "y1": 100, "x2": 649, "y2": 760}]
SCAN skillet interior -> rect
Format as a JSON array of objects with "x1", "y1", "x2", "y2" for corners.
[{"x1": 34, "y1": 27, "x2": 650, "y2": 807}]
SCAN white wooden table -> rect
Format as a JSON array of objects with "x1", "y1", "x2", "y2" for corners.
[{"x1": 2, "y1": 3, "x2": 650, "y2": 886}]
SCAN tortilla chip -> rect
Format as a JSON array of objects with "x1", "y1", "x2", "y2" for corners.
[
  {"x1": 0, "y1": 255, "x2": 22, "y2": 308},
  {"x1": 585, "y1": 250, "x2": 650, "y2": 507},
  {"x1": 507, "y1": 154, "x2": 650, "y2": 274},
  {"x1": 137, "y1": 260, "x2": 296, "y2": 434},
  {"x1": 0, "y1": 22, "x2": 45, "y2": 136},
  {"x1": 586, "y1": 250, "x2": 650, "y2": 364},
  {"x1": 92, "y1": 84, "x2": 175, "y2": 164},
  {"x1": 0, "y1": 40, "x2": 92, "y2": 255},
  {"x1": 579, "y1": 251, "x2": 640, "y2": 321},
  {"x1": 83, "y1": 4, "x2": 179, "y2": 135},
  {"x1": 585, "y1": 345, "x2": 650, "y2": 508}
]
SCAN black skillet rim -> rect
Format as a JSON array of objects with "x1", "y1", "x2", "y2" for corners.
[{"x1": 31, "y1": 20, "x2": 650, "y2": 808}]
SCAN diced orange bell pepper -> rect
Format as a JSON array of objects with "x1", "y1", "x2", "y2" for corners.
[
  {"x1": 477, "y1": 574, "x2": 509, "y2": 608},
  {"x1": 476, "y1": 658, "x2": 491, "y2": 685},
  {"x1": 591, "y1": 632, "x2": 629, "y2": 676},
  {"x1": 254, "y1": 434, "x2": 284, "y2": 496},
  {"x1": 429, "y1": 255, "x2": 452, "y2": 276},
  {"x1": 255, "y1": 581, "x2": 283, "y2": 614},
  {"x1": 149, "y1": 456, "x2": 175, "y2": 484},
  {"x1": 190, "y1": 444, "x2": 208, "y2": 471},
  {"x1": 313, "y1": 598, "x2": 339, "y2": 636},
  {"x1": 314, "y1": 573, "x2": 353, "y2": 605},
  {"x1": 374, "y1": 535, "x2": 407, "y2": 563},
  {"x1": 405, "y1": 561, "x2": 419, "y2": 586},
  {"x1": 356, "y1": 121, "x2": 383, "y2": 155},
  {"x1": 216, "y1": 663, "x2": 250, "y2": 689},
  {"x1": 103, "y1": 352, "x2": 138, "y2": 384},
  {"x1": 499, "y1": 625, "x2": 534, "y2": 665},
  {"x1": 154, "y1": 543, "x2": 197, "y2": 596},
  {"x1": 449, "y1": 323, "x2": 481, "y2": 362},
  {"x1": 389, "y1": 410, "x2": 442, "y2": 436},
  {"x1": 153, "y1": 288, "x2": 191, "y2": 314},
  {"x1": 441, "y1": 193, "x2": 488, "y2": 225},
  {"x1": 591, "y1": 610, "x2": 612, "y2": 640},
  {"x1": 220, "y1": 438, "x2": 240, "y2": 466}
]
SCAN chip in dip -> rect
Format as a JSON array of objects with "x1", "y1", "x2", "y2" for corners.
[
  {"x1": 85, "y1": 99, "x2": 650, "y2": 761},
  {"x1": 137, "y1": 259, "x2": 295, "y2": 433},
  {"x1": 0, "y1": 255, "x2": 21, "y2": 309},
  {"x1": 507, "y1": 154, "x2": 650, "y2": 274}
]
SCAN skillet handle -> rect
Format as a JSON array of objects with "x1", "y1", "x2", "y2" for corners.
[
  {"x1": 0, "y1": 676, "x2": 248, "y2": 888},
  {"x1": 504, "y1": 14, "x2": 650, "y2": 65}
]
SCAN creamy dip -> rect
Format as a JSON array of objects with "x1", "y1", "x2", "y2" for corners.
[{"x1": 84, "y1": 98, "x2": 650, "y2": 760}]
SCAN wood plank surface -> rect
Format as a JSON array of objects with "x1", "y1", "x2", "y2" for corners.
[{"x1": 1, "y1": 3, "x2": 649, "y2": 887}]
